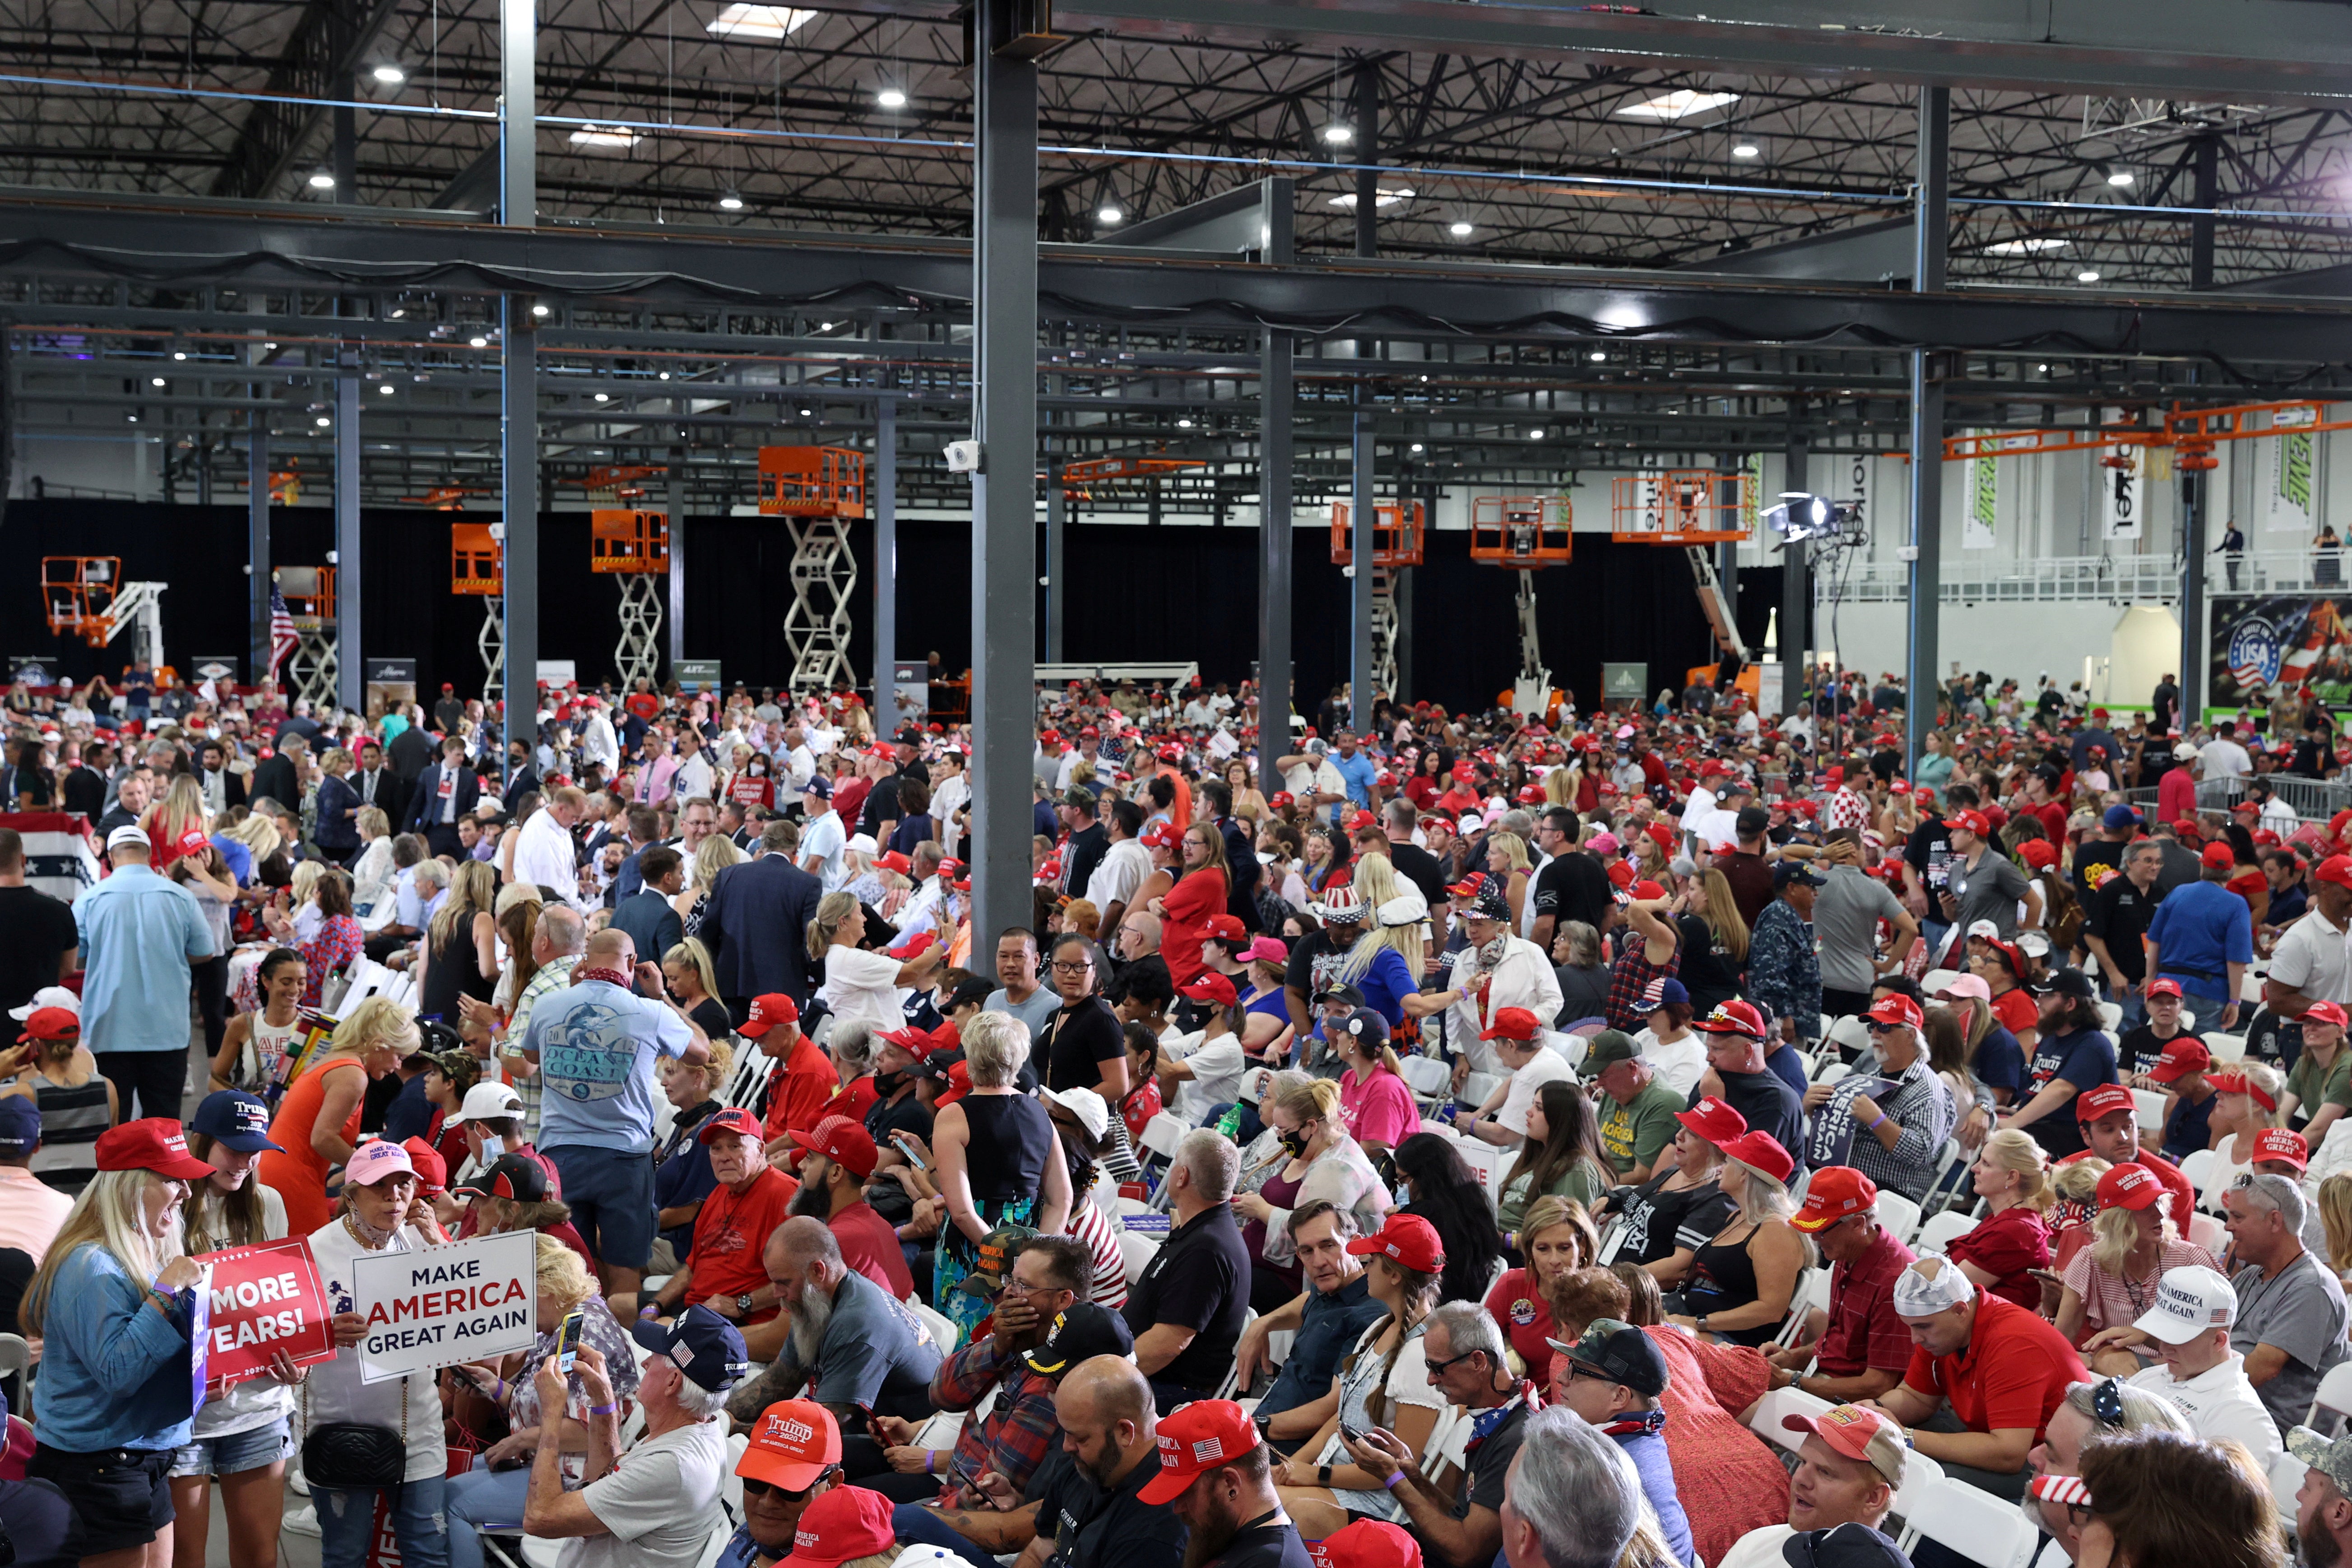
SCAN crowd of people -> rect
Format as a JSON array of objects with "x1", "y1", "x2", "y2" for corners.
[{"x1": 4, "y1": 660, "x2": 2352, "y2": 1568}]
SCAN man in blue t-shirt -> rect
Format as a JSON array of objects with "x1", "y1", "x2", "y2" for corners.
[
  {"x1": 2001, "y1": 968, "x2": 2116, "y2": 1161},
  {"x1": 1328, "y1": 730, "x2": 1379, "y2": 812},
  {"x1": 521, "y1": 925, "x2": 710, "y2": 1294},
  {"x1": 2144, "y1": 842, "x2": 2254, "y2": 1033}
]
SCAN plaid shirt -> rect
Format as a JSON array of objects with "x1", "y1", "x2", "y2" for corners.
[
  {"x1": 503, "y1": 953, "x2": 580, "y2": 1143},
  {"x1": 928, "y1": 1332, "x2": 1062, "y2": 1502},
  {"x1": 1605, "y1": 933, "x2": 1682, "y2": 1033},
  {"x1": 1747, "y1": 900, "x2": 1821, "y2": 1043},
  {"x1": 1815, "y1": 1223, "x2": 1919, "y2": 1378}
]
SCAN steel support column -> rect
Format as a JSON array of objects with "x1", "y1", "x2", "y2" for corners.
[
  {"x1": 1044, "y1": 452, "x2": 1066, "y2": 662},
  {"x1": 666, "y1": 453, "x2": 685, "y2": 671},
  {"x1": 1781, "y1": 411, "x2": 1808, "y2": 716},
  {"x1": 334, "y1": 367, "x2": 361, "y2": 714},
  {"x1": 1904, "y1": 87, "x2": 1948, "y2": 770},
  {"x1": 968, "y1": 0, "x2": 1039, "y2": 947},
  {"x1": 1353, "y1": 64, "x2": 1379, "y2": 260},
  {"x1": 2179, "y1": 145, "x2": 2218, "y2": 728},
  {"x1": 1258, "y1": 328, "x2": 1294, "y2": 798},
  {"x1": 1350, "y1": 398, "x2": 1375, "y2": 730},
  {"x1": 875, "y1": 395, "x2": 899, "y2": 738},
  {"x1": 497, "y1": 0, "x2": 537, "y2": 742},
  {"x1": 249, "y1": 412, "x2": 270, "y2": 684}
]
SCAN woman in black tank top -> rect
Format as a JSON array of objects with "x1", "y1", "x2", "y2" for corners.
[
  {"x1": 1664, "y1": 1135, "x2": 1810, "y2": 1348},
  {"x1": 930, "y1": 1012, "x2": 1074, "y2": 1339}
]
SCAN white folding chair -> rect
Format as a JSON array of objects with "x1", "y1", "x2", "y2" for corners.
[
  {"x1": 2308, "y1": 1358, "x2": 2352, "y2": 1427},
  {"x1": 2178, "y1": 1148, "x2": 2217, "y2": 1207},
  {"x1": 2189, "y1": 1212, "x2": 2227, "y2": 1257},
  {"x1": 1461, "y1": 1071, "x2": 1504, "y2": 1109},
  {"x1": 2271, "y1": 1448, "x2": 2310, "y2": 1524},
  {"x1": 2097, "y1": 1001, "x2": 2125, "y2": 1035},
  {"x1": 1920, "y1": 969, "x2": 1961, "y2": 998},
  {"x1": 1212, "y1": 1309, "x2": 1257, "y2": 1399},
  {"x1": 1746, "y1": 1385, "x2": 1834, "y2": 1455},
  {"x1": 721, "y1": 1432, "x2": 749, "y2": 1522},
  {"x1": 1119, "y1": 1229, "x2": 1161, "y2": 1286},
  {"x1": 1896, "y1": 1477, "x2": 2033, "y2": 1566},
  {"x1": 1888, "y1": 1452, "x2": 1945, "y2": 1529},
  {"x1": 2132, "y1": 1088, "x2": 2170, "y2": 1135},
  {"x1": 1824, "y1": 1014, "x2": 1872, "y2": 1059},
  {"x1": 908, "y1": 1296, "x2": 960, "y2": 1355},
  {"x1": 1815, "y1": 1061, "x2": 1853, "y2": 1088},
  {"x1": 1140, "y1": 1112, "x2": 1188, "y2": 1161},
  {"x1": 2207, "y1": 1031, "x2": 2248, "y2": 1065},
  {"x1": 1398, "y1": 1055, "x2": 1452, "y2": 1102},
  {"x1": 1772, "y1": 1268, "x2": 1831, "y2": 1348},
  {"x1": 1875, "y1": 1192, "x2": 1923, "y2": 1245},
  {"x1": 1914, "y1": 1210, "x2": 1979, "y2": 1256}
]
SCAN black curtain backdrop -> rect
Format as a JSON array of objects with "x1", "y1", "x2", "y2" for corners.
[{"x1": 3, "y1": 500, "x2": 1726, "y2": 714}]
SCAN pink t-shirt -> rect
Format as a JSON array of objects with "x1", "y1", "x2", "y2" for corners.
[{"x1": 1340, "y1": 1065, "x2": 1421, "y2": 1150}]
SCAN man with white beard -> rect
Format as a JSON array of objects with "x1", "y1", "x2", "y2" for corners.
[{"x1": 724, "y1": 1215, "x2": 942, "y2": 1479}]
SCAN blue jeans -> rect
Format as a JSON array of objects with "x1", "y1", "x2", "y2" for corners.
[
  {"x1": 317, "y1": 1478, "x2": 450, "y2": 1568},
  {"x1": 2179, "y1": 990, "x2": 2231, "y2": 1038},
  {"x1": 892, "y1": 1504, "x2": 1001, "y2": 1568},
  {"x1": 445, "y1": 1458, "x2": 531, "y2": 1568}
]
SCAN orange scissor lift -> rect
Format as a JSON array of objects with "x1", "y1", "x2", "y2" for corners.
[
  {"x1": 760, "y1": 446, "x2": 865, "y2": 693},
  {"x1": 1469, "y1": 496, "x2": 1574, "y2": 719},
  {"x1": 1330, "y1": 501, "x2": 1424, "y2": 703}
]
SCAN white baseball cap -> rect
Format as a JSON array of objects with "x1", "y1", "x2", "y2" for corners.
[
  {"x1": 1039, "y1": 1086, "x2": 1110, "y2": 1143},
  {"x1": 1964, "y1": 919, "x2": 2001, "y2": 941},
  {"x1": 106, "y1": 823, "x2": 151, "y2": 851},
  {"x1": 447, "y1": 1081, "x2": 525, "y2": 1126},
  {"x1": 8, "y1": 986, "x2": 79, "y2": 1022},
  {"x1": 2131, "y1": 1264, "x2": 2238, "y2": 1345}
]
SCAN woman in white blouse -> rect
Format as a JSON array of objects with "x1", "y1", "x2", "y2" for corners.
[{"x1": 806, "y1": 891, "x2": 946, "y2": 1034}]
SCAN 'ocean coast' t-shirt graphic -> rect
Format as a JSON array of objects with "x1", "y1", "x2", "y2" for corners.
[{"x1": 543, "y1": 1000, "x2": 640, "y2": 1101}]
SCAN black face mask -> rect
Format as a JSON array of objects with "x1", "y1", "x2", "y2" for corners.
[
  {"x1": 1277, "y1": 1129, "x2": 1310, "y2": 1160},
  {"x1": 872, "y1": 1068, "x2": 906, "y2": 1095}
]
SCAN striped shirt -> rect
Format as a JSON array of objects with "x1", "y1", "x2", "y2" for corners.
[
  {"x1": 30, "y1": 1073, "x2": 111, "y2": 1195},
  {"x1": 1064, "y1": 1194, "x2": 1130, "y2": 1310},
  {"x1": 502, "y1": 953, "x2": 580, "y2": 1142}
]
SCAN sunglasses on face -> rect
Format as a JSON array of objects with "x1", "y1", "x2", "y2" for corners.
[{"x1": 740, "y1": 1465, "x2": 840, "y2": 1502}]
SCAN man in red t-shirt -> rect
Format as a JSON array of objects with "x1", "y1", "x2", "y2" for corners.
[
  {"x1": 746, "y1": 993, "x2": 835, "y2": 1160},
  {"x1": 1866, "y1": 1255, "x2": 2086, "y2": 1500},
  {"x1": 790, "y1": 1115, "x2": 914, "y2": 1298},
  {"x1": 2053, "y1": 1083, "x2": 2196, "y2": 1222},
  {"x1": 620, "y1": 1106, "x2": 800, "y2": 1359}
]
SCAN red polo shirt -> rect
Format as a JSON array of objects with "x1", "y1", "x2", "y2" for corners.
[
  {"x1": 686, "y1": 1165, "x2": 800, "y2": 1317},
  {"x1": 1816, "y1": 1224, "x2": 1918, "y2": 1378},
  {"x1": 761, "y1": 1034, "x2": 840, "y2": 1144},
  {"x1": 1900, "y1": 1290, "x2": 2086, "y2": 1442}
]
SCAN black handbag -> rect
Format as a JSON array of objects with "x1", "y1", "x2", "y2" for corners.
[{"x1": 302, "y1": 1369, "x2": 408, "y2": 1489}]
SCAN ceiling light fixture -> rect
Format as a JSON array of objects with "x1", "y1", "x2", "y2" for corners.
[
  {"x1": 531, "y1": 303, "x2": 551, "y2": 317},
  {"x1": 1176, "y1": 417, "x2": 1193, "y2": 428},
  {"x1": 705, "y1": 3, "x2": 816, "y2": 39},
  {"x1": 372, "y1": 64, "x2": 405, "y2": 84},
  {"x1": 1731, "y1": 141, "x2": 1760, "y2": 158},
  {"x1": 1410, "y1": 442, "x2": 1424, "y2": 453},
  {"x1": 379, "y1": 383, "x2": 394, "y2": 394},
  {"x1": 1589, "y1": 350, "x2": 1607, "y2": 362},
  {"x1": 568, "y1": 125, "x2": 640, "y2": 150},
  {"x1": 1096, "y1": 204, "x2": 1123, "y2": 225},
  {"x1": 1320, "y1": 122, "x2": 1353, "y2": 145},
  {"x1": 593, "y1": 392, "x2": 609, "y2": 402},
  {"x1": 308, "y1": 171, "x2": 335, "y2": 190},
  {"x1": 1615, "y1": 89, "x2": 1740, "y2": 121},
  {"x1": 150, "y1": 376, "x2": 165, "y2": 387},
  {"x1": 2078, "y1": 269, "x2": 2101, "y2": 283},
  {"x1": 2106, "y1": 168, "x2": 2135, "y2": 187},
  {"x1": 1448, "y1": 219, "x2": 1474, "y2": 237},
  {"x1": 1986, "y1": 237, "x2": 2068, "y2": 255},
  {"x1": 1327, "y1": 187, "x2": 1415, "y2": 209},
  {"x1": 718, "y1": 191, "x2": 745, "y2": 211},
  {"x1": 315, "y1": 415, "x2": 332, "y2": 427},
  {"x1": 876, "y1": 87, "x2": 907, "y2": 109},
  {"x1": 469, "y1": 335, "x2": 489, "y2": 348}
]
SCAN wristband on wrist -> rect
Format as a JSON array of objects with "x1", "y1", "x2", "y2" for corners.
[
  {"x1": 1382, "y1": 1470, "x2": 1406, "y2": 1491},
  {"x1": 589, "y1": 1402, "x2": 618, "y2": 1417},
  {"x1": 925, "y1": 1452, "x2": 936, "y2": 1474}
]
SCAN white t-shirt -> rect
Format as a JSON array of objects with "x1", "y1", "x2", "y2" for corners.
[
  {"x1": 1167, "y1": 1029, "x2": 1249, "y2": 1126},
  {"x1": 799, "y1": 809, "x2": 847, "y2": 891},
  {"x1": 821, "y1": 945, "x2": 908, "y2": 1035},
  {"x1": 1637, "y1": 1031, "x2": 1708, "y2": 1098},
  {"x1": 2126, "y1": 1352, "x2": 2285, "y2": 1475},
  {"x1": 1086, "y1": 838, "x2": 1152, "y2": 914},
  {"x1": 2270, "y1": 906, "x2": 2352, "y2": 1009},
  {"x1": 1715, "y1": 1526, "x2": 1796, "y2": 1568},
  {"x1": 2201, "y1": 739, "x2": 2254, "y2": 779},
  {"x1": 560, "y1": 1417, "x2": 728, "y2": 1568},
  {"x1": 1496, "y1": 1049, "x2": 1574, "y2": 1137}
]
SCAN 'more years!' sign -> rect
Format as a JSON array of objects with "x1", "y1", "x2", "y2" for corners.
[{"x1": 349, "y1": 1230, "x2": 536, "y2": 1384}]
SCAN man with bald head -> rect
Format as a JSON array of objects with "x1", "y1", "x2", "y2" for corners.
[
  {"x1": 724, "y1": 1216, "x2": 942, "y2": 1468},
  {"x1": 523, "y1": 925, "x2": 712, "y2": 1296},
  {"x1": 459, "y1": 900, "x2": 587, "y2": 1143}
]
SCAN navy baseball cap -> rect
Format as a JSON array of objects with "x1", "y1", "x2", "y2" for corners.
[
  {"x1": 2101, "y1": 804, "x2": 2142, "y2": 830},
  {"x1": 0, "y1": 1096, "x2": 39, "y2": 1157},
  {"x1": 631, "y1": 1303, "x2": 752, "y2": 1392},
  {"x1": 191, "y1": 1090, "x2": 285, "y2": 1154}
]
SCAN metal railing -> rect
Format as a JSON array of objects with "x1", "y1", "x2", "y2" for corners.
[
  {"x1": 1829, "y1": 549, "x2": 2347, "y2": 606},
  {"x1": 2123, "y1": 775, "x2": 2352, "y2": 821}
]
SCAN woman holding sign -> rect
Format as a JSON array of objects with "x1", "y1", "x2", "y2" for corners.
[
  {"x1": 172, "y1": 1090, "x2": 310, "y2": 1568},
  {"x1": 19, "y1": 1118, "x2": 218, "y2": 1568},
  {"x1": 260, "y1": 998, "x2": 422, "y2": 1237},
  {"x1": 306, "y1": 1139, "x2": 453, "y2": 1568}
]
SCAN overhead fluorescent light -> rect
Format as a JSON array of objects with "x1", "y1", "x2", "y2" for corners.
[
  {"x1": 568, "y1": 125, "x2": 640, "y2": 150},
  {"x1": 1985, "y1": 237, "x2": 2068, "y2": 255},
  {"x1": 705, "y1": 3, "x2": 816, "y2": 40},
  {"x1": 1614, "y1": 89, "x2": 1739, "y2": 121},
  {"x1": 1327, "y1": 186, "x2": 1416, "y2": 209}
]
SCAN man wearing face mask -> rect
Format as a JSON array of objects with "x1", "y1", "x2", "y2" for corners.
[
  {"x1": 865, "y1": 1025, "x2": 938, "y2": 1153},
  {"x1": 719, "y1": 1401, "x2": 844, "y2": 1568}
]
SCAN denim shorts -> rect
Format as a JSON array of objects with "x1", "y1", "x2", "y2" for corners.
[
  {"x1": 170, "y1": 1417, "x2": 292, "y2": 1479},
  {"x1": 546, "y1": 1145, "x2": 656, "y2": 1270}
]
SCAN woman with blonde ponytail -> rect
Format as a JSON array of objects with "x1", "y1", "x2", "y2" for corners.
[{"x1": 1944, "y1": 1128, "x2": 2055, "y2": 1307}]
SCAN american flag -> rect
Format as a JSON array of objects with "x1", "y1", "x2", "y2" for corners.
[{"x1": 267, "y1": 586, "x2": 297, "y2": 677}]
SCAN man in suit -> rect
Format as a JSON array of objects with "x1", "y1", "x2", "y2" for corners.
[
  {"x1": 405, "y1": 733, "x2": 482, "y2": 858},
  {"x1": 611, "y1": 844, "x2": 686, "y2": 968},
  {"x1": 352, "y1": 738, "x2": 408, "y2": 827},
  {"x1": 193, "y1": 738, "x2": 247, "y2": 818},
  {"x1": 248, "y1": 732, "x2": 303, "y2": 814},
  {"x1": 698, "y1": 817, "x2": 824, "y2": 1027},
  {"x1": 505, "y1": 736, "x2": 540, "y2": 803},
  {"x1": 603, "y1": 804, "x2": 663, "y2": 908},
  {"x1": 386, "y1": 711, "x2": 435, "y2": 780}
]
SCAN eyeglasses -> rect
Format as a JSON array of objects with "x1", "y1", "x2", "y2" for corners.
[
  {"x1": 1424, "y1": 1348, "x2": 1484, "y2": 1378},
  {"x1": 740, "y1": 1465, "x2": 840, "y2": 1502},
  {"x1": 1863, "y1": 1021, "x2": 1897, "y2": 1035},
  {"x1": 1000, "y1": 1274, "x2": 1062, "y2": 1298},
  {"x1": 1049, "y1": 960, "x2": 1092, "y2": 975}
]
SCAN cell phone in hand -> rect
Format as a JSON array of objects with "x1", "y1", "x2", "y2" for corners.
[
  {"x1": 894, "y1": 1132, "x2": 928, "y2": 1172},
  {"x1": 1338, "y1": 1423, "x2": 1366, "y2": 1445},
  {"x1": 555, "y1": 1308, "x2": 585, "y2": 1373}
]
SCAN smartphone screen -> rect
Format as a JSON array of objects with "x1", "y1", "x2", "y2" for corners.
[
  {"x1": 556, "y1": 1309, "x2": 585, "y2": 1373},
  {"x1": 895, "y1": 1133, "x2": 928, "y2": 1172}
]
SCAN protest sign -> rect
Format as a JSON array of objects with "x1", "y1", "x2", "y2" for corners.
[
  {"x1": 194, "y1": 1237, "x2": 337, "y2": 1396},
  {"x1": 349, "y1": 1231, "x2": 536, "y2": 1385}
]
